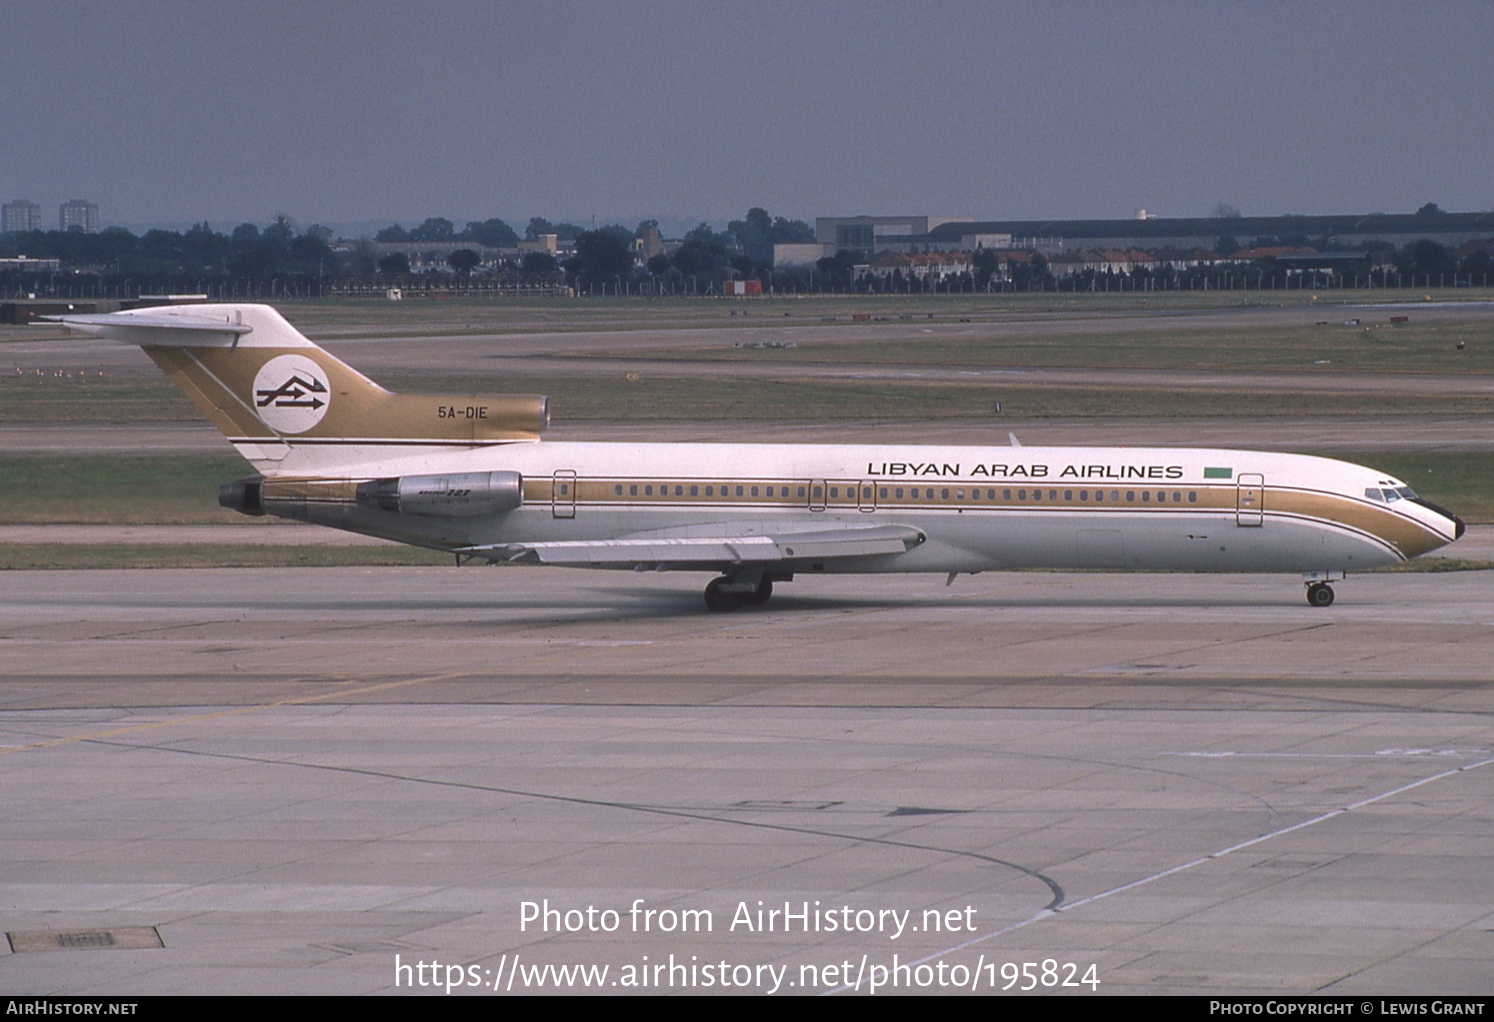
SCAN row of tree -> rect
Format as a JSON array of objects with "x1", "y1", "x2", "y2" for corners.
[
  {"x1": 0, "y1": 208, "x2": 819, "y2": 292},
  {"x1": 371, "y1": 216, "x2": 602, "y2": 247},
  {"x1": 5, "y1": 209, "x2": 1487, "y2": 296},
  {"x1": 1, "y1": 216, "x2": 340, "y2": 279}
]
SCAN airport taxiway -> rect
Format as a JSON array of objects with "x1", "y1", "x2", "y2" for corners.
[
  {"x1": 4, "y1": 299, "x2": 1491, "y2": 995},
  {"x1": 2, "y1": 567, "x2": 1491, "y2": 995}
]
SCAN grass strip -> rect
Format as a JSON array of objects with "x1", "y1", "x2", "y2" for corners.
[{"x1": 0, "y1": 544, "x2": 454, "y2": 570}]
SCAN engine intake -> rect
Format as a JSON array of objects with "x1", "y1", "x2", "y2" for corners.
[
  {"x1": 356, "y1": 471, "x2": 523, "y2": 517},
  {"x1": 219, "y1": 475, "x2": 265, "y2": 516}
]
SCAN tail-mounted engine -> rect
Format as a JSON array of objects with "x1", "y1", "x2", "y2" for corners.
[
  {"x1": 355, "y1": 471, "x2": 524, "y2": 516},
  {"x1": 219, "y1": 476, "x2": 265, "y2": 516}
]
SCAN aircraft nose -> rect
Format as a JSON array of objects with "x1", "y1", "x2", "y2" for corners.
[{"x1": 1411, "y1": 497, "x2": 1464, "y2": 540}]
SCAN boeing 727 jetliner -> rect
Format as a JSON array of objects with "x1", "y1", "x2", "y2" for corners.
[{"x1": 50, "y1": 304, "x2": 1464, "y2": 610}]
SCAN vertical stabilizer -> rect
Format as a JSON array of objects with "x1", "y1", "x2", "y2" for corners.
[{"x1": 46, "y1": 303, "x2": 548, "y2": 474}]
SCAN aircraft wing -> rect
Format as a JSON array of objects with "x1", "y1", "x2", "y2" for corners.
[{"x1": 462, "y1": 523, "x2": 925, "y2": 567}]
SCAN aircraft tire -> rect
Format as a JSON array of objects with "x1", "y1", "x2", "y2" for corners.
[
  {"x1": 745, "y1": 579, "x2": 773, "y2": 605},
  {"x1": 704, "y1": 577, "x2": 742, "y2": 612},
  {"x1": 1306, "y1": 583, "x2": 1335, "y2": 608}
]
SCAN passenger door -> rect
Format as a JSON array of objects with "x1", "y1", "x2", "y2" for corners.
[
  {"x1": 552, "y1": 469, "x2": 577, "y2": 519},
  {"x1": 1236, "y1": 473, "x2": 1264, "y2": 527}
]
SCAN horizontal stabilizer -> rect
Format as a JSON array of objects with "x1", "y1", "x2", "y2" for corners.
[
  {"x1": 42, "y1": 311, "x2": 256, "y2": 347},
  {"x1": 464, "y1": 523, "x2": 925, "y2": 567}
]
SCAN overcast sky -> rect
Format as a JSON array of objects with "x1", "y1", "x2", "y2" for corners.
[{"x1": 4, "y1": 0, "x2": 1492, "y2": 232}]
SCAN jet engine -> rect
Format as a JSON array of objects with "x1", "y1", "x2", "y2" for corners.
[{"x1": 355, "y1": 471, "x2": 524, "y2": 516}]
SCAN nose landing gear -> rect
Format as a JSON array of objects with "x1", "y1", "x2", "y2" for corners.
[{"x1": 1305, "y1": 582, "x2": 1335, "y2": 607}]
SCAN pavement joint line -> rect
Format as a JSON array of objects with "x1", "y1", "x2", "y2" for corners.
[
  {"x1": 821, "y1": 752, "x2": 1494, "y2": 995},
  {"x1": 81, "y1": 729, "x2": 1070, "y2": 920},
  {"x1": 0, "y1": 671, "x2": 467, "y2": 758}
]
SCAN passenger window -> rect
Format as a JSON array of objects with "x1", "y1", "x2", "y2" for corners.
[
  {"x1": 955, "y1": 489, "x2": 964, "y2": 500},
  {"x1": 705, "y1": 486, "x2": 714, "y2": 496},
  {"x1": 690, "y1": 485, "x2": 698, "y2": 496},
  {"x1": 1003, "y1": 489, "x2": 1012, "y2": 500},
  {"x1": 895, "y1": 488, "x2": 904, "y2": 499},
  {"x1": 1048, "y1": 490, "x2": 1057, "y2": 501},
  {"x1": 1173, "y1": 491, "x2": 1181, "y2": 502},
  {"x1": 879, "y1": 487, "x2": 889, "y2": 498},
  {"x1": 750, "y1": 486, "x2": 759, "y2": 497},
  {"x1": 1017, "y1": 489, "x2": 1026, "y2": 500},
  {"x1": 1111, "y1": 491, "x2": 1119, "y2": 502},
  {"x1": 1188, "y1": 492, "x2": 1197, "y2": 503},
  {"x1": 629, "y1": 484, "x2": 638, "y2": 496},
  {"x1": 614, "y1": 485, "x2": 623, "y2": 496},
  {"x1": 736, "y1": 486, "x2": 744, "y2": 497},
  {"x1": 1141, "y1": 491, "x2": 1150, "y2": 502},
  {"x1": 1064, "y1": 490, "x2": 1072, "y2": 501},
  {"x1": 645, "y1": 485, "x2": 653, "y2": 496},
  {"x1": 1079, "y1": 490, "x2": 1088, "y2": 501}
]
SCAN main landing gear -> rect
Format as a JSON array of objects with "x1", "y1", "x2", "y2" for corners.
[
  {"x1": 1305, "y1": 582, "x2": 1335, "y2": 607},
  {"x1": 703, "y1": 575, "x2": 774, "y2": 612}
]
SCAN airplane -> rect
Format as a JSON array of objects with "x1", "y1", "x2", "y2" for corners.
[{"x1": 47, "y1": 303, "x2": 1464, "y2": 611}]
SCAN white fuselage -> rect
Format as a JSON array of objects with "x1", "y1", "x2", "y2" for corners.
[{"x1": 272, "y1": 440, "x2": 1461, "y2": 577}]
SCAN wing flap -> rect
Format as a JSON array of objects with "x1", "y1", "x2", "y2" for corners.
[{"x1": 464, "y1": 524, "x2": 924, "y2": 567}]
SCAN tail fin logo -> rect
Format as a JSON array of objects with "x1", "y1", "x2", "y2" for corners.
[{"x1": 252, "y1": 354, "x2": 332, "y2": 434}]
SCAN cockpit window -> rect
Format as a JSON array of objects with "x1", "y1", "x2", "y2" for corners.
[
  {"x1": 1383, "y1": 488, "x2": 1401, "y2": 502},
  {"x1": 1365, "y1": 487, "x2": 1384, "y2": 502},
  {"x1": 1395, "y1": 486, "x2": 1418, "y2": 499}
]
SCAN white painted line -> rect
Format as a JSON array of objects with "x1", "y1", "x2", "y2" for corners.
[{"x1": 822, "y1": 754, "x2": 1494, "y2": 995}]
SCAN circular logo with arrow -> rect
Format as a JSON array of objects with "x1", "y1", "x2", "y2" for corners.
[{"x1": 251, "y1": 354, "x2": 331, "y2": 434}]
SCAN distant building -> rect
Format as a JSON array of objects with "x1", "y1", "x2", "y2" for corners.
[
  {"x1": 59, "y1": 199, "x2": 100, "y2": 233},
  {"x1": 771, "y1": 242, "x2": 831, "y2": 267},
  {"x1": 1150, "y1": 247, "x2": 1225, "y2": 270},
  {"x1": 1048, "y1": 248, "x2": 1160, "y2": 277},
  {"x1": 360, "y1": 240, "x2": 515, "y2": 273},
  {"x1": 815, "y1": 215, "x2": 972, "y2": 254},
  {"x1": 632, "y1": 224, "x2": 664, "y2": 262},
  {"x1": 864, "y1": 251, "x2": 974, "y2": 280},
  {"x1": 2, "y1": 199, "x2": 42, "y2": 234},
  {"x1": 1227, "y1": 245, "x2": 1317, "y2": 261},
  {"x1": 518, "y1": 233, "x2": 559, "y2": 256},
  {"x1": 0, "y1": 256, "x2": 61, "y2": 272},
  {"x1": 924, "y1": 211, "x2": 1494, "y2": 253}
]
